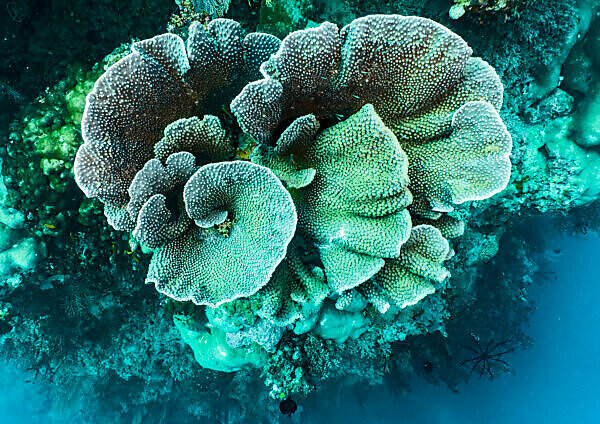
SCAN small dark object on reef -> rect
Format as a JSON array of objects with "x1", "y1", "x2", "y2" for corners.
[
  {"x1": 423, "y1": 360, "x2": 434, "y2": 374},
  {"x1": 279, "y1": 398, "x2": 297, "y2": 416},
  {"x1": 460, "y1": 334, "x2": 516, "y2": 379}
]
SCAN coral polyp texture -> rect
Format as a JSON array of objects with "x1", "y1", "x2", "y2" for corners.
[
  {"x1": 75, "y1": 18, "x2": 280, "y2": 213},
  {"x1": 368, "y1": 225, "x2": 450, "y2": 312},
  {"x1": 294, "y1": 104, "x2": 413, "y2": 293},
  {"x1": 232, "y1": 15, "x2": 511, "y2": 218},
  {"x1": 73, "y1": 14, "x2": 512, "y2": 392},
  {"x1": 146, "y1": 161, "x2": 297, "y2": 306}
]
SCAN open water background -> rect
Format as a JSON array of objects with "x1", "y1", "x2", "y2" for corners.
[{"x1": 301, "y1": 231, "x2": 600, "y2": 424}]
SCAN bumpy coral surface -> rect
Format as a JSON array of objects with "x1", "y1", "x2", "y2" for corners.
[
  {"x1": 75, "y1": 19, "x2": 280, "y2": 210},
  {"x1": 148, "y1": 161, "x2": 297, "y2": 306},
  {"x1": 369, "y1": 225, "x2": 450, "y2": 312},
  {"x1": 294, "y1": 104, "x2": 412, "y2": 293},
  {"x1": 232, "y1": 15, "x2": 512, "y2": 219},
  {"x1": 73, "y1": 14, "x2": 512, "y2": 393}
]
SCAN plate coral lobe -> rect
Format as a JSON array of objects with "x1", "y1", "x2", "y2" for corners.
[{"x1": 73, "y1": 14, "x2": 511, "y2": 397}]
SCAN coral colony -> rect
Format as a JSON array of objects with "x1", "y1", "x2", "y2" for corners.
[
  {"x1": 2, "y1": 1, "x2": 598, "y2": 420},
  {"x1": 74, "y1": 15, "x2": 511, "y2": 394}
]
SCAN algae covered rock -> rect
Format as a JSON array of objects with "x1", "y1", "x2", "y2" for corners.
[
  {"x1": 295, "y1": 104, "x2": 413, "y2": 293},
  {"x1": 181, "y1": 0, "x2": 231, "y2": 18},
  {"x1": 258, "y1": 0, "x2": 311, "y2": 39},
  {"x1": 0, "y1": 233, "x2": 47, "y2": 290},
  {"x1": 449, "y1": 0, "x2": 522, "y2": 20}
]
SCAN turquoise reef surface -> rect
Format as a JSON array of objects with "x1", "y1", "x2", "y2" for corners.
[{"x1": 0, "y1": 1, "x2": 599, "y2": 423}]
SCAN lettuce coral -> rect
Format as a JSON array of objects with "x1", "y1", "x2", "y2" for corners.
[
  {"x1": 400, "y1": 101, "x2": 511, "y2": 216},
  {"x1": 75, "y1": 33, "x2": 195, "y2": 206},
  {"x1": 75, "y1": 19, "x2": 280, "y2": 212},
  {"x1": 294, "y1": 104, "x2": 412, "y2": 293},
  {"x1": 366, "y1": 225, "x2": 450, "y2": 312},
  {"x1": 232, "y1": 14, "x2": 511, "y2": 219},
  {"x1": 253, "y1": 244, "x2": 328, "y2": 326},
  {"x1": 128, "y1": 152, "x2": 197, "y2": 249},
  {"x1": 154, "y1": 115, "x2": 234, "y2": 164},
  {"x1": 146, "y1": 161, "x2": 297, "y2": 307},
  {"x1": 72, "y1": 14, "x2": 513, "y2": 390},
  {"x1": 232, "y1": 15, "x2": 474, "y2": 141}
]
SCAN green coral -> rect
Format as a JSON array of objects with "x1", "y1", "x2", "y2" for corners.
[
  {"x1": 66, "y1": 15, "x2": 517, "y2": 398},
  {"x1": 76, "y1": 16, "x2": 511, "y2": 328},
  {"x1": 75, "y1": 20, "x2": 281, "y2": 209},
  {"x1": 174, "y1": 314, "x2": 267, "y2": 372},
  {"x1": 154, "y1": 116, "x2": 234, "y2": 164},
  {"x1": 295, "y1": 104, "x2": 413, "y2": 293},
  {"x1": 388, "y1": 57, "x2": 504, "y2": 144},
  {"x1": 127, "y1": 153, "x2": 197, "y2": 249},
  {"x1": 400, "y1": 101, "x2": 512, "y2": 217},
  {"x1": 250, "y1": 144, "x2": 316, "y2": 189},
  {"x1": 7, "y1": 67, "x2": 100, "y2": 207},
  {"x1": 414, "y1": 215, "x2": 465, "y2": 240},
  {"x1": 364, "y1": 225, "x2": 450, "y2": 312},
  {"x1": 252, "y1": 244, "x2": 327, "y2": 325},
  {"x1": 147, "y1": 161, "x2": 297, "y2": 306}
]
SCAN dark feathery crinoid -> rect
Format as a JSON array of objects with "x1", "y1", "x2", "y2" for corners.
[{"x1": 459, "y1": 334, "x2": 516, "y2": 379}]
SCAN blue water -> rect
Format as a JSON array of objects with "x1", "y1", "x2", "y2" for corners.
[
  {"x1": 300, "y1": 231, "x2": 600, "y2": 424},
  {"x1": 2, "y1": 232, "x2": 599, "y2": 423}
]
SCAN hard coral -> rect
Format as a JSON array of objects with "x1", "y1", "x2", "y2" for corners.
[
  {"x1": 128, "y1": 152, "x2": 197, "y2": 249},
  {"x1": 147, "y1": 161, "x2": 297, "y2": 306},
  {"x1": 232, "y1": 15, "x2": 511, "y2": 219},
  {"x1": 232, "y1": 15, "x2": 473, "y2": 141},
  {"x1": 73, "y1": 14, "x2": 512, "y2": 386},
  {"x1": 367, "y1": 225, "x2": 450, "y2": 312},
  {"x1": 75, "y1": 32, "x2": 195, "y2": 206},
  {"x1": 294, "y1": 104, "x2": 412, "y2": 293},
  {"x1": 231, "y1": 15, "x2": 510, "y2": 314},
  {"x1": 75, "y1": 19, "x2": 280, "y2": 211}
]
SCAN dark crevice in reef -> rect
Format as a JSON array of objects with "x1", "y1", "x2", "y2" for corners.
[{"x1": 1, "y1": 0, "x2": 175, "y2": 103}]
